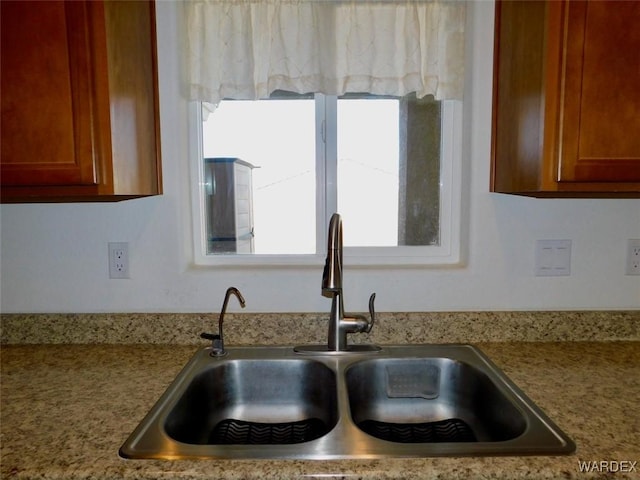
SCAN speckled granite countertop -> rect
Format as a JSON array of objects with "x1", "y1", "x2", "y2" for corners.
[{"x1": 2, "y1": 342, "x2": 639, "y2": 479}]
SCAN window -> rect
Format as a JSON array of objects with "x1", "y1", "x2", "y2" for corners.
[
  {"x1": 191, "y1": 92, "x2": 462, "y2": 267},
  {"x1": 184, "y1": 0, "x2": 465, "y2": 267}
]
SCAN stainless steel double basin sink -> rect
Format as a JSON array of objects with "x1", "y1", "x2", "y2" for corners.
[{"x1": 119, "y1": 344, "x2": 575, "y2": 460}]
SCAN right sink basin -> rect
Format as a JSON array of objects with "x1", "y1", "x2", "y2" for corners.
[
  {"x1": 342, "y1": 345, "x2": 575, "y2": 457},
  {"x1": 346, "y1": 357, "x2": 527, "y2": 444}
]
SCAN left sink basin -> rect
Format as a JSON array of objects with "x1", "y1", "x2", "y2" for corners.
[
  {"x1": 119, "y1": 347, "x2": 338, "y2": 459},
  {"x1": 165, "y1": 358, "x2": 337, "y2": 445}
]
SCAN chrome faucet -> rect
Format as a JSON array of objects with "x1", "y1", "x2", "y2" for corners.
[
  {"x1": 201, "y1": 287, "x2": 246, "y2": 356},
  {"x1": 322, "y1": 213, "x2": 376, "y2": 351}
]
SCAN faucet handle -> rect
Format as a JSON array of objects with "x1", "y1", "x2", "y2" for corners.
[
  {"x1": 365, "y1": 293, "x2": 376, "y2": 333},
  {"x1": 200, "y1": 332, "x2": 225, "y2": 356},
  {"x1": 200, "y1": 332, "x2": 219, "y2": 341}
]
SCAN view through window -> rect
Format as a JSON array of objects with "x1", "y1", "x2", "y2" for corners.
[
  {"x1": 201, "y1": 93, "x2": 441, "y2": 256},
  {"x1": 202, "y1": 98, "x2": 316, "y2": 254}
]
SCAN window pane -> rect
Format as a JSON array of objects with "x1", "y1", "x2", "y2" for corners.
[
  {"x1": 337, "y1": 94, "x2": 441, "y2": 247},
  {"x1": 398, "y1": 95, "x2": 442, "y2": 247},
  {"x1": 202, "y1": 100, "x2": 316, "y2": 254},
  {"x1": 337, "y1": 98, "x2": 400, "y2": 246}
]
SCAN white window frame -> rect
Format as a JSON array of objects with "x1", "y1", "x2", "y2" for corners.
[{"x1": 189, "y1": 96, "x2": 463, "y2": 268}]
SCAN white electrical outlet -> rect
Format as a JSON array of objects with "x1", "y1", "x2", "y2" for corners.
[
  {"x1": 626, "y1": 239, "x2": 640, "y2": 276},
  {"x1": 535, "y1": 240, "x2": 572, "y2": 276},
  {"x1": 108, "y1": 242, "x2": 130, "y2": 279}
]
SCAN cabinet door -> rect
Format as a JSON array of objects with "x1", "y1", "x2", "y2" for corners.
[
  {"x1": 559, "y1": 0, "x2": 640, "y2": 183},
  {"x1": 0, "y1": 1, "x2": 99, "y2": 186}
]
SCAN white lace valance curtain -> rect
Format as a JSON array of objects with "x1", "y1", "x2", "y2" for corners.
[{"x1": 185, "y1": 0, "x2": 466, "y2": 105}]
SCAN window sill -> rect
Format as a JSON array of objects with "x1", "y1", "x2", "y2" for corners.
[{"x1": 192, "y1": 247, "x2": 463, "y2": 269}]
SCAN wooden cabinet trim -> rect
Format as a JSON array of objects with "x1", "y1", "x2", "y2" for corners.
[
  {"x1": 0, "y1": 1, "x2": 100, "y2": 187},
  {"x1": 559, "y1": 0, "x2": 640, "y2": 183}
]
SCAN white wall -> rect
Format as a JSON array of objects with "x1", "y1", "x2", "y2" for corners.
[{"x1": 1, "y1": 1, "x2": 639, "y2": 314}]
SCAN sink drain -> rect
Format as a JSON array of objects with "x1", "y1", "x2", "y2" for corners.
[
  {"x1": 209, "y1": 418, "x2": 327, "y2": 445},
  {"x1": 358, "y1": 418, "x2": 476, "y2": 443}
]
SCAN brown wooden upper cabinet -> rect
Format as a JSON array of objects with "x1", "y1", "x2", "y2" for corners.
[
  {"x1": 0, "y1": 0, "x2": 162, "y2": 202},
  {"x1": 491, "y1": 0, "x2": 640, "y2": 197}
]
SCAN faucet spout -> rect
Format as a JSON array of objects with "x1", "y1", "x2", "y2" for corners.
[
  {"x1": 201, "y1": 287, "x2": 246, "y2": 356},
  {"x1": 322, "y1": 213, "x2": 343, "y2": 296}
]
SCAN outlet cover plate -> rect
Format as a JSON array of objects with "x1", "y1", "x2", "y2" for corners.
[
  {"x1": 108, "y1": 242, "x2": 130, "y2": 279},
  {"x1": 626, "y1": 239, "x2": 640, "y2": 276},
  {"x1": 535, "y1": 240, "x2": 571, "y2": 277}
]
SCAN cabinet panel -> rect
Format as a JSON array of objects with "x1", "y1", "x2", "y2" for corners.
[
  {"x1": 560, "y1": 1, "x2": 640, "y2": 183},
  {"x1": 0, "y1": 1, "x2": 98, "y2": 186},
  {"x1": 0, "y1": 0, "x2": 161, "y2": 202},
  {"x1": 491, "y1": 0, "x2": 640, "y2": 197}
]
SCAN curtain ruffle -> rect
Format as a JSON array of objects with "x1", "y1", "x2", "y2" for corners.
[{"x1": 185, "y1": 0, "x2": 465, "y2": 105}]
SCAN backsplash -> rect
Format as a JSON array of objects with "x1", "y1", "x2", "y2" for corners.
[{"x1": 1, "y1": 311, "x2": 638, "y2": 345}]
